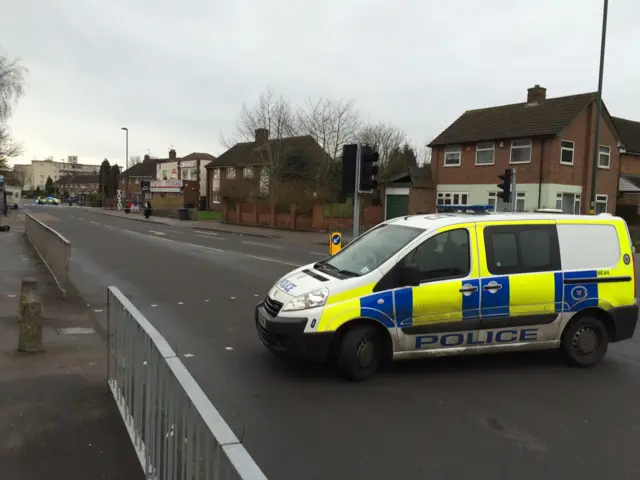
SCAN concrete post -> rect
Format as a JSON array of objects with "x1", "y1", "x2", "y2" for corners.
[{"x1": 17, "y1": 278, "x2": 43, "y2": 353}]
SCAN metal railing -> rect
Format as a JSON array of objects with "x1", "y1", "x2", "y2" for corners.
[
  {"x1": 106, "y1": 287, "x2": 267, "y2": 480},
  {"x1": 24, "y1": 213, "x2": 71, "y2": 297}
]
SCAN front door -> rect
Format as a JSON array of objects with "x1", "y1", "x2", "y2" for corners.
[
  {"x1": 477, "y1": 222, "x2": 562, "y2": 344},
  {"x1": 395, "y1": 224, "x2": 482, "y2": 352}
]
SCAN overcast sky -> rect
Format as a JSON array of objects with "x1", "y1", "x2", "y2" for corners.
[{"x1": 2, "y1": 0, "x2": 639, "y2": 166}]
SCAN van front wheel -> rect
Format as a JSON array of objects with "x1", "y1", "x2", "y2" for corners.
[
  {"x1": 336, "y1": 325, "x2": 382, "y2": 382},
  {"x1": 561, "y1": 316, "x2": 609, "y2": 367}
]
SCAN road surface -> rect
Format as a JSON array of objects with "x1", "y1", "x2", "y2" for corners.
[{"x1": 25, "y1": 205, "x2": 640, "y2": 480}]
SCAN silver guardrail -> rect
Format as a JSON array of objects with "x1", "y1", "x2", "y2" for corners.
[
  {"x1": 107, "y1": 286, "x2": 268, "y2": 480},
  {"x1": 24, "y1": 212, "x2": 71, "y2": 297}
]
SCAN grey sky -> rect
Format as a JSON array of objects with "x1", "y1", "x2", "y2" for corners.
[{"x1": 2, "y1": 0, "x2": 639, "y2": 166}]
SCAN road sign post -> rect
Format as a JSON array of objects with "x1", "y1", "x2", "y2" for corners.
[
  {"x1": 330, "y1": 232, "x2": 342, "y2": 255},
  {"x1": 352, "y1": 145, "x2": 362, "y2": 238},
  {"x1": 511, "y1": 168, "x2": 517, "y2": 212}
]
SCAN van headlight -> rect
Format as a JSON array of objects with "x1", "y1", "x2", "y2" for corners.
[{"x1": 281, "y1": 288, "x2": 329, "y2": 312}]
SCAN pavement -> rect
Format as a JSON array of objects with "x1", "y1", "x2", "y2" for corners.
[
  {"x1": 22, "y1": 203, "x2": 640, "y2": 480},
  {"x1": 0, "y1": 213, "x2": 143, "y2": 480},
  {"x1": 84, "y1": 206, "x2": 353, "y2": 244}
]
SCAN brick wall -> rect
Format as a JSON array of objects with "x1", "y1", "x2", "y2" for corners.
[{"x1": 223, "y1": 202, "x2": 383, "y2": 232}]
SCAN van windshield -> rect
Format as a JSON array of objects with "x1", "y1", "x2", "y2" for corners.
[{"x1": 315, "y1": 224, "x2": 424, "y2": 277}]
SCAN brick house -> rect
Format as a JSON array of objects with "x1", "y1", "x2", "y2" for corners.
[
  {"x1": 611, "y1": 116, "x2": 640, "y2": 210},
  {"x1": 428, "y1": 85, "x2": 622, "y2": 214},
  {"x1": 119, "y1": 154, "x2": 165, "y2": 202},
  {"x1": 205, "y1": 128, "x2": 330, "y2": 210},
  {"x1": 55, "y1": 174, "x2": 100, "y2": 195},
  {"x1": 382, "y1": 166, "x2": 435, "y2": 219}
]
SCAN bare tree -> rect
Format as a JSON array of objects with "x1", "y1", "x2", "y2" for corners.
[
  {"x1": 129, "y1": 155, "x2": 141, "y2": 165},
  {"x1": 297, "y1": 97, "x2": 361, "y2": 161},
  {"x1": 0, "y1": 54, "x2": 28, "y2": 122},
  {"x1": 416, "y1": 145, "x2": 432, "y2": 165},
  {"x1": 0, "y1": 125, "x2": 22, "y2": 169},
  {"x1": 357, "y1": 122, "x2": 407, "y2": 165}
]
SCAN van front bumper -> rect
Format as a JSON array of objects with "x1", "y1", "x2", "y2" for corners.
[{"x1": 255, "y1": 303, "x2": 334, "y2": 362}]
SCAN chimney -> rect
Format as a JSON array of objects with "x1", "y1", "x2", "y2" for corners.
[
  {"x1": 255, "y1": 128, "x2": 269, "y2": 145},
  {"x1": 527, "y1": 85, "x2": 547, "y2": 105},
  {"x1": 169, "y1": 149, "x2": 177, "y2": 160},
  {"x1": 143, "y1": 154, "x2": 151, "y2": 162}
]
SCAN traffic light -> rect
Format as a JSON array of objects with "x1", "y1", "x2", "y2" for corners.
[
  {"x1": 341, "y1": 144, "x2": 358, "y2": 196},
  {"x1": 497, "y1": 168, "x2": 513, "y2": 202},
  {"x1": 358, "y1": 145, "x2": 380, "y2": 193}
]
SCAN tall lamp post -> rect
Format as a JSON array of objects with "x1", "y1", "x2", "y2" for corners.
[
  {"x1": 589, "y1": 0, "x2": 609, "y2": 215},
  {"x1": 121, "y1": 127, "x2": 129, "y2": 170}
]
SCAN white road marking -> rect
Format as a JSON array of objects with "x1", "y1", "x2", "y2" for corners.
[
  {"x1": 196, "y1": 234, "x2": 224, "y2": 241},
  {"x1": 150, "y1": 230, "x2": 166, "y2": 236},
  {"x1": 253, "y1": 294, "x2": 259, "y2": 297},
  {"x1": 242, "y1": 241, "x2": 282, "y2": 250},
  {"x1": 178, "y1": 301, "x2": 184, "y2": 305},
  {"x1": 245, "y1": 254, "x2": 301, "y2": 267},
  {"x1": 205, "y1": 299, "x2": 210, "y2": 302},
  {"x1": 195, "y1": 231, "x2": 219, "y2": 236},
  {"x1": 184, "y1": 353, "x2": 194, "y2": 358},
  {"x1": 94, "y1": 309, "x2": 103, "y2": 313},
  {"x1": 225, "y1": 346, "x2": 234, "y2": 351},
  {"x1": 230, "y1": 296, "x2": 236, "y2": 300},
  {"x1": 310, "y1": 252, "x2": 327, "y2": 256},
  {"x1": 164, "y1": 229, "x2": 182, "y2": 234},
  {"x1": 151, "y1": 304, "x2": 158, "y2": 307}
]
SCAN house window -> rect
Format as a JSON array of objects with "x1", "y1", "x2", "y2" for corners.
[
  {"x1": 560, "y1": 140, "x2": 574, "y2": 165},
  {"x1": 212, "y1": 168, "x2": 220, "y2": 179},
  {"x1": 555, "y1": 193, "x2": 581, "y2": 214},
  {"x1": 510, "y1": 139, "x2": 532, "y2": 164},
  {"x1": 211, "y1": 168, "x2": 221, "y2": 203},
  {"x1": 181, "y1": 167, "x2": 197, "y2": 180},
  {"x1": 515, "y1": 192, "x2": 526, "y2": 212},
  {"x1": 488, "y1": 192, "x2": 526, "y2": 212},
  {"x1": 437, "y1": 192, "x2": 469, "y2": 206},
  {"x1": 211, "y1": 190, "x2": 220, "y2": 204},
  {"x1": 260, "y1": 167, "x2": 270, "y2": 196},
  {"x1": 595, "y1": 194, "x2": 608, "y2": 214},
  {"x1": 444, "y1": 146, "x2": 461, "y2": 167},
  {"x1": 243, "y1": 167, "x2": 254, "y2": 179},
  {"x1": 475, "y1": 142, "x2": 495, "y2": 165},
  {"x1": 226, "y1": 168, "x2": 236, "y2": 179},
  {"x1": 598, "y1": 145, "x2": 611, "y2": 168}
]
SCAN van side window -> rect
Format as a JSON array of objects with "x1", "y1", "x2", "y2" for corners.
[
  {"x1": 406, "y1": 228, "x2": 470, "y2": 282},
  {"x1": 484, "y1": 224, "x2": 560, "y2": 275}
]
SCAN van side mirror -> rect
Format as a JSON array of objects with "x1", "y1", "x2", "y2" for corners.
[{"x1": 402, "y1": 263, "x2": 421, "y2": 287}]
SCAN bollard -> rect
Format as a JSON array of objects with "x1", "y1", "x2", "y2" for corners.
[{"x1": 17, "y1": 278, "x2": 43, "y2": 353}]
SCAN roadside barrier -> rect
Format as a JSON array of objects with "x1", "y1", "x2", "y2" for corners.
[
  {"x1": 24, "y1": 213, "x2": 71, "y2": 297},
  {"x1": 106, "y1": 286, "x2": 268, "y2": 480}
]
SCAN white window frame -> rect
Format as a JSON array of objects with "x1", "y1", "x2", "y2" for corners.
[
  {"x1": 437, "y1": 192, "x2": 469, "y2": 206},
  {"x1": 475, "y1": 142, "x2": 495, "y2": 166},
  {"x1": 510, "y1": 139, "x2": 532, "y2": 164},
  {"x1": 444, "y1": 146, "x2": 461, "y2": 167},
  {"x1": 560, "y1": 140, "x2": 574, "y2": 165},
  {"x1": 488, "y1": 191, "x2": 526, "y2": 211},
  {"x1": 226, "y1": 168, "x2": 236, "y2": 179},
  {"x1": 515, "y1": 192, "x2": 526, "y2": 212},
  {"x1": 595, "y1": 194, "x2": 608, "y2": 214},
  {"x1": 555, "y1": 192, "x2": 581, "y2": 215},
  {"x1": 598, "y1": 145, "x2": 611, "y2": 169},
  {"x1": 212, "y1": 168, "x2": 220, "y2": 179},
  {"x1": 243, "y1": 166, "x2": 254, "y2": 179},
  {"x1": 211, "y1": 190, "x2": 220, "y2": 204}
]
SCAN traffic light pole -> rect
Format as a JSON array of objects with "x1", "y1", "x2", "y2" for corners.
[{"x1": 353, "y1": 144, "x2": 362, "y2": 238}]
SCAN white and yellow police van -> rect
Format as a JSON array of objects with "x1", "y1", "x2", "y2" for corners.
[{"x1": 255, "y1": 211, "x2": 638, "y2": 381}]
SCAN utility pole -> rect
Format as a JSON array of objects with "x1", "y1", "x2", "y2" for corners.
[
  {"x1": 589, "y1": 0, "x2": 609, "y2": 214},
  {"x1": 511, "y1": 168, "x2": 517, "y2": 212}
]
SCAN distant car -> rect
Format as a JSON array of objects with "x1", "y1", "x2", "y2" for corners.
[{"x1": 35, "y1": 196, "x2": 61, "y2": 205}]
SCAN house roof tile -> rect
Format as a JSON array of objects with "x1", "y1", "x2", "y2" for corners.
[{"x1": 428, "y1": 92, "x2": 598, "y2": 147}]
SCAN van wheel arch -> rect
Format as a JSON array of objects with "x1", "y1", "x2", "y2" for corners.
[
  {"x1": 329, "y1": 318, "x2": 394, "y2": 366},
  {"x1": 562, "y1": 307, "x2": 617, "y2": 343}
]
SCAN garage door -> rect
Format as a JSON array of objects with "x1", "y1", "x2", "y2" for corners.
[{"x1": 386, "y1": 194, "x2": 409, "y2": 220}]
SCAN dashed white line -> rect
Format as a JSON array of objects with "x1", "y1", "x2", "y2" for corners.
[
  {"x1": 245, "y1": 254, "x2": 301, "y2": 267},
  {"x1": 89, "y1": 220, "x2": 99, "y2": 225},
  {"x1": 242, "y1": 240, "x2": 282, "y2": 250},
  {"x1": 196, "y1": 234, "x2": 224, "y2": 241},
  {"x1": 195, "y1": 230, "x2": 218, "y2": 236},
  {"x1": 310, "y1": 252, "x2": 327, "y2": 256},
  {"x1": 150, "y1": 230, "x2": 166, "y2": 236}
]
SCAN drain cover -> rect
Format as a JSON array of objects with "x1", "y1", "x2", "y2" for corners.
[{"x1": 56, "y1": 327, "x2": 95, "y2": 335}]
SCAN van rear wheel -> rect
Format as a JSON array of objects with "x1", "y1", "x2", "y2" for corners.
[
  {"x1": 336, "y1": 325, "x2": 382, "y2": 382},
  {"x1": 561, "y1": 316, "x2": 609, "y2": 367}
]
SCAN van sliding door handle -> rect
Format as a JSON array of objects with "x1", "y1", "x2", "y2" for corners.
[
  {"x1": 483, "y1": 284, "x2": 502, "y2": 292},
  {"x1": 459, "y1": 285, "x2": 478, "y2": 293}
]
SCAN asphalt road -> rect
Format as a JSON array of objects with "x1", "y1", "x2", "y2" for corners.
[{"x1": 25, "y1": 204, "x2": 640, "y2": 480}]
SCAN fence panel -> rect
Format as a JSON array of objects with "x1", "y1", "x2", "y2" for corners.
[
  {"x1": 107, "y1": 286, "x2": 267, "y2": 480},
  {"x1": 24, "y1": 213, "x2": 71, "y2": 297}
]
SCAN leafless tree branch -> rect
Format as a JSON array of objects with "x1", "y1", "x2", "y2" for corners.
[
  {"x1": 357, "y1": 122, "x2": 407, "y2": 165},
  {"x1": 0, "y1": 125, "x2": 23, "y2": 168},
  {"x1": 0, "y1": 54, "x2": 28, "y2": 122}
]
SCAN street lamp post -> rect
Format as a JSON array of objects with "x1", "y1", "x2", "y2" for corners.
[
  {"x1": 121, "y1": 127, "x2": 129, "y2": 171},
  {"x1": 589, "y1": 0, "x2": 609, "y2": 215}
]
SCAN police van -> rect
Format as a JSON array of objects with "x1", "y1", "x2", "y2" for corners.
[{"x1": 255, "y1": 210, "x2": 638, "y2": 381}]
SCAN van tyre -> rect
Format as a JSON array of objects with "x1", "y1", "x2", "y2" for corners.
[
  {"x1": 336, "y1": 325, "x2": 382, "y2": 382},
  {"x1": 561, "y1": 316, "x2": 609, "y2": 367}
]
